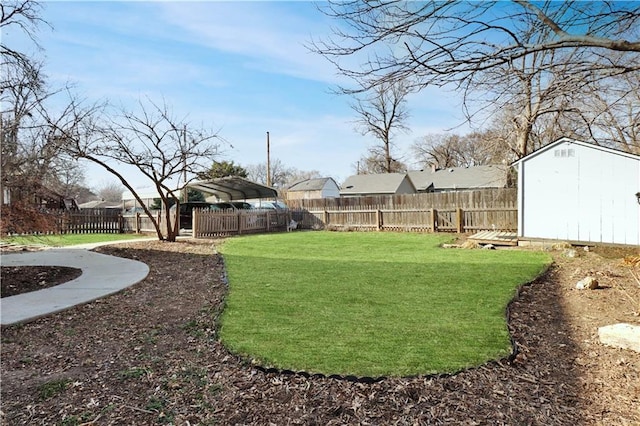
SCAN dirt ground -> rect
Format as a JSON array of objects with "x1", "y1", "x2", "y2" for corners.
[{"x1": 1, "y1": 238, "x2": 639, "y2": 425}]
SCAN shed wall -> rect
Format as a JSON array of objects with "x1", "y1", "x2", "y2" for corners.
[{"x1": 519, "y1": 142, "x2": 639, "y2": 245}]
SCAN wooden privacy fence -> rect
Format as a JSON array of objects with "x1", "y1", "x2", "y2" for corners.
[
  {"x1": 293, "y1": 207, "x2": 517, "y2": 233},
  {"x1": 193, "y1": 209, "x2": 291, "y2": 237},
  {"x1": 121, "y1": 212, "x2": 162, "y2": 234},
  {"x1": 287, "y1": 188, "x2": 517, "y2": 210},
  {"x1": 47, "y1": 209, "x2": 123, "y2": 234}
]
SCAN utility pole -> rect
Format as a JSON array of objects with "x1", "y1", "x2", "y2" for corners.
[
  {"x1": 183, "y1": 125, "x2": 188, "y2": 203},
  {"x1": 266, "y1": 131, "x2": 271, "y2": 187}
]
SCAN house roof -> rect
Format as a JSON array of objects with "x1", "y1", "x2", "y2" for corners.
[
  {"x1": 78, "y1": 200, "x2": 122, "y2": 209},
  {"x1": 407, "y1": 165, "x2": 509, "y2": 191},
  {"x1": 340, "y1": 173, "x2": 415, "y2": 195},
  {"x1": 512, "y1": 137, "x2": 640, "y2": 165},
  {"x1": 288, "y1": 177, "x2": 337, "y2": 192},
  {"x1": 187, "y1": 176, "x2": 278, "y2": 201}
]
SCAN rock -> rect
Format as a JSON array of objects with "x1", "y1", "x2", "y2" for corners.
[
  {"x1": 598, "y1": 323, "x2": 640, "y2": 353},
  {"x1": 460, "y1": 240, "x2": 480, "y2": 249},
  {"x1": 576, "y1": 276, "x2": 599, "y2": 290},
  {"x1": 583, "y1": 246, "x2": 590, "y2": 252},
  {"x1": 564, "y1": 249, "x2": 578, "y2": 258},
  {"x1": 482, "y1": 244, "x2": 496, "y2": 250},
  {"x1": 551, "y1": 241, "x2": 572, "y2": 251},
  {"x1": 441, "y1": 244, "x2": 461, "y2": 249}
]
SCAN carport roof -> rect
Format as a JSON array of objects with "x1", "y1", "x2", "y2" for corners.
[{"x1": 187, "y1": 176, "x2": 278, "y2": 201}]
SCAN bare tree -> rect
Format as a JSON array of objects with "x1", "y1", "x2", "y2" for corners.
[
  {"x1": 354, "y1": 150, "x2": 407, "y2": 174},
  {"x1": 0, "y1": 0, "x2": 90, "y2": 208},
  {"x1": 313, "y1": 1, "x2": 640, "y2": 91},
  {"x1": 246, "y1": 159, "x2": 292, "y2": 188},
  {"x1": 351, "y1": 81, "x2": 410, "y2": 172},
  {"x1": 0, "y1": 56, "x2": 89, "y2": 206},
  {"x1": 1, "y1": 0, "x2": 48, "y2": 71},
  {"x1": 411, "y1": 132, "x2": 509, "y2": 169},
  {"x1": 313, "y1": 1, "x2": 640, "y2": 156},
  {"x1": 576, "y1": 71, "x2": 640, "y2": 154},
  {"x1": 96, "y1": 182, "x2": 125, "y2": 202},
  {"x1": 62, "y1": 98, "x2": 224, "y2": 242}
]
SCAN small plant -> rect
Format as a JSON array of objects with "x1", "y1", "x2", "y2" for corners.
[
  {"x1": 145, "y1": 396, "x2": 166, "y2": 412},
  {"x1": 60, "y1": 415, "x2": 80, "y2": 426},
  {"x1": 145, "y1": 396, "x2": 175, "y2": 424},
  {"x1": 38, "y1": 378, "x2": 71, "y2": 400},
  {"x1": 119, "y1": 366, "x2": 151, "y2": 380}
]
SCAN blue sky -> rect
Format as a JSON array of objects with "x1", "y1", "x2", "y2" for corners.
[{"x1": 8, "y1": 1, "x2": 466, "y2": 190}]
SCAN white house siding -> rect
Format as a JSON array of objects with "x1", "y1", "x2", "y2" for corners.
[{"x1": 517, "y1": 139, "x2": 640, "y2": 246}]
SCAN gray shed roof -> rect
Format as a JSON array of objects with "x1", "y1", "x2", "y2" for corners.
[
  {"x1": 187, "y1": 176, "x2": 278, "y2": 201},
  {"x1": 408, "y1": 165, "x2": 509, "y2": 191},
  {"x1": 288, "y1": 177, "x2": 336, "y2": 192},
  {"x1": 341, "y1": 173, "x2": 415, "y2": 195}
]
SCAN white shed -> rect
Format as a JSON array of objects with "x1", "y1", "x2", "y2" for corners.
[{"x1": 513, "y1": 137, "x2": 640, "y2": 246}]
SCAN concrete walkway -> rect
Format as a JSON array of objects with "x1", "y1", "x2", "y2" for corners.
[{"x1": 1, "y1": 244, "x2": 150, "y2": 326}]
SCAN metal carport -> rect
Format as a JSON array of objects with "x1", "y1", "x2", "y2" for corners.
[{"x1": 187, "y1": 176, "x2": 278, "y2": 201}]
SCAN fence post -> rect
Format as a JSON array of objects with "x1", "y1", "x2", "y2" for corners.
[
  {"x1": 237, "y1": 211, "x2": 243, "y2": 235},
  {"x1": 456, "y1": 208, "x2": 463, "y2": 233},
  {"x1": 323, "y1": 210, "x2": 329, "y2": 227},
  {"x1": 376, "y1": 209, "x2": 382, "y2": 231},
  {"x1": 430, "y1": 208, "x2": 437, "y2": 232},
  {"x1": 193, "y1": 208, "x2": 199, "y2": 237}
]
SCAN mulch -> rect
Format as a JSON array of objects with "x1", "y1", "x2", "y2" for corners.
[
  {"x1": 1, "y1": 266, "x2": 83, "y2": 298},
  {"x1": 1, "y1": 239, "x2": 638, "y2": 425}
]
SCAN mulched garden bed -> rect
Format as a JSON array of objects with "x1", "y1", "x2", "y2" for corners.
[
  {"x1": 1, "y1": 266, "x2": 83, "y2": 298},
  {"x1": 1, "y1": 239, "x2": 638, "y2": 425}
]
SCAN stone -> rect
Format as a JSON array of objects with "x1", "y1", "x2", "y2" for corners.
[
  {"x1": 461, "y1": 240, "x2": 480, "y2": 249},
  {"x1": 576, "y1": 276, "x2": 599, "y2": 290},
  {"x1": 598, "y1": 323, "x2": 640, "y2": 353},
  {"x1": 551, "y1": 241, "x2": 572, "y2": 251},
  {"x1": 564, "y1": 249, "x2": 578, "y2": 258},
  {"x1": 441, "y1": 244, "x2": 461, "y2": 249}
]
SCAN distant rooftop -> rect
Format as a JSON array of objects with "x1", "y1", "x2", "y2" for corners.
[
  {"x1": 408, "y1": 165, "x2": 509, "y2": 191},
  {"x1": 341, "y1": 173, "x2": 415, "y2": 195},
  {"x1": 288, "y1": 177, "x2": 336, "y2": 192}
]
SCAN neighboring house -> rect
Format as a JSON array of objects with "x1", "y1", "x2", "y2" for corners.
[
  {"x1": 340, "y1": 173, "x2": 417, "y2": 197},
  {"x1": 512, "y1": 137, "x2": 640, "y2": 246},
  {"x1": 2, "y1": 182, "x2": 78, "y2": 210},
  {"x1": 122, "y1": 189, "x2": 163, "y2": 212},
  {"x1": 78, "y1": 200, "x2": 122, "y2": 210},
  {"x1": 287, "y1": 177, "x2": 340, "y2": 200},
  {"x1": 407, "y1": 165, "x2": 510, "y2": 193}
]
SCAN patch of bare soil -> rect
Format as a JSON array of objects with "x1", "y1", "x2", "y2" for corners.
[
  {"x1": 1, "y1": 266, "x2": 83, "y2": 297},
  {"x1": 1, "y1": 239, "x2": 639, "y2": 425}
]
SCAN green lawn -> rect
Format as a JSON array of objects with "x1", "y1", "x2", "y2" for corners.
[
  {"x1": 0, "y1": 233, "x2": 148, "y2": 247},
  {"x1": 219, "y1": 232, "x2": 550, "y2": 377}
]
